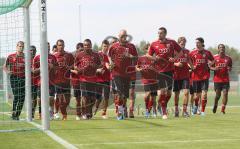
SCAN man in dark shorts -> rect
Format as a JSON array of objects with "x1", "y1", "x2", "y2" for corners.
[
  {"x1": 189, "y1": 37, "x2": 214, "y2": 116},
  {"x1": 136, "y1": 43, "x2": 158, "y2": 118},
  {"x1": 71, "y1": 42, "x2": 83, "y2": 120},
  {"x1": 173, "y1": 37, "x2": 193, "y2": 117},
  {"x1": 94, "y1": 40, "x2": 111, "y2": 119},
  {"x1": 147, "y1": 27, "x2": 182, "y2": 119},
  {"x1": 32, "y1": 42, "x2": 58, "y2": 120},
  {"x1": 211, "y1": 44, "x2": 232, "y2": 114},
  {"x1": 74, "y1": 39, "x2": 102, "y2": 119},
  {"x1": 108, "y1": 29, "x2": 138, "y2": 120},
  {"x1": 4, "y1": 41, "x2": 25, "y2": 120},
  {"x1": 53, "y1": 39, "x2": 74, "y2": 120}
]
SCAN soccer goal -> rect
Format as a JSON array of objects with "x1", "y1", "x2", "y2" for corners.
[{"x1": 0, "y1": 0, "x2": 50, "y2": 132}]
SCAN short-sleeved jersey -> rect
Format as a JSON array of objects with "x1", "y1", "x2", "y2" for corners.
[
  {"x1": 189, "y1": 49, "x2": 214, "y2": 81},
  {"x1": 148, "y1": 39, "x2": 181, "y2": 73},
  {"x1": 213, "y1": 54, "x2": 232, "y2": 83},
  {"x1": 5, "y1": 52, "x2": 25, "y2": 78}
]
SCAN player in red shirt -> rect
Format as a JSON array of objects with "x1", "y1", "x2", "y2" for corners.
[
  {"x1": 173, "y1": 37, "x2": 193, "y2": 117},
  {"x1": 70, "y1": 42, "x2": 83, "y2": 120},
  {"x1": 32, "y1": 42, "x2": 58, "y2": 120},
  {"x1": 147, "y1": 27, "x2": 182, "y2": 120},
  {"x1": 53, "y1": 39, "x2": 74, "y2": 120},
  {"x1": 108, "y1": 29, "x2": 138, "y2": 120},
  {"x1": 94, "y1": 40, "x2": 111, "y2": 119},
  {"x1": 73, "y1": 39, "x2": 102, "y2": 119},
  {"x1": 189, "y1": 37, "x2": 214, "y2": 116},
  {"x1": 136, "y1": 43, "x2": 158, "y2": 118},
  {"x1": 29, "y1": 45, "x2": 39, "y2": 119},
  {"x1": 211, "y1": 44, "x2": 232, "y2": 114},
  {"x1": 4, "y1": 41, "x2": 25, "y2": 120}
]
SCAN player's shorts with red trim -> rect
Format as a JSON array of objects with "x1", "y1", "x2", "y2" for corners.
[
  {"x1": 214, "y1": 82, "x2": 230, "y2": 91},
  {"x1": 173, "y1": 79, "x2": 190, "y2": 92},
  {"x1": 192, "y1": 79, "x2": 209, "y2": 93}
]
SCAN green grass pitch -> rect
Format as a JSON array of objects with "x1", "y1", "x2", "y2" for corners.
[{"x1": 0, "y1": 91, "x2": 239, "y2": 149}]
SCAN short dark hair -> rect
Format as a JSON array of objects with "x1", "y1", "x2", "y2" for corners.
[
  {"x1": 218, "y1": 44, "x2": 225, "y2": 49},
  {"x1": 56, "y1": 39, "x2": 65, "y2": 45},
  {"x1": 102, "y1": 39, "x2": 109, "y2": 45},
  {"x1": 52, "y1": 45, "x2": 57, "y2": 49},
  {"x1": 76, "y1": 42, "x2": 83, "y2": 49},
  {"x1": 196, "y1": 37, "x2": 205, "y2": 47},
  {"x1": 84, "y1": 39, "x2": 92, "y2": 45},
  {"x1": 30, "y1": 45, "x2": 36, "y2": 50},
  {"x1": 159, "y1": 27, "x2": 167, "y2": 34}
]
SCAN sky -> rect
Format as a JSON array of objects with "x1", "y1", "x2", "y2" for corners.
[{"x1": 42, "y1": 0, "x2": 240, "y2": 51}]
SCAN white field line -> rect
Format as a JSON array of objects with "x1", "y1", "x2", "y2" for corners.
[
  {"x1": 75, "y1": 138, "x2": 240, "y2": 146},
  {"x1": 0, "y1": 112, "x2": 78, "y2": 149},
  {"x1": 29, "y1": 121, "x2": 78, "y2": 149}
]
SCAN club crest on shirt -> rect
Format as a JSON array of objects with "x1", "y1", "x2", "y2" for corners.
[
  {"x1": 184, "y1": 53, "x2": 188, "y2": 57},
  {"x1": 203, "y1": 54, "x2": 206, "y2": 58}
]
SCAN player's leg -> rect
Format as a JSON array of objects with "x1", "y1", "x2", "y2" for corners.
[
  {"x1": 94, "y1": 83, "x2": 103, "y2": 116},
  {"x1": 144, "y1": 92, "x2": 150, "y2": 118},
  {"x1": 10, "y1": 75, "x2": 19, "y2": 120},
  {"x1": 173, "y1": 80, "x2": 181, "y2": 117},
  {"x1": 182, "y1": 89, "x2": 190, "y2": 117},
  {"x1": 73, "y1": 85, "x2": 82, "y2": 120},
  {"x1": 129, "y1": 81, "x2": 136, "y2": 118},
  {"x1": 182, "y1": 79, "x2": 190, "y2": 117},
  {"x1": 200, "y1": 80, "x2": 209, "y2": 116},
  {"x1": 49, "y1": 85, "x2": 56, "y2": 120},
  {"x1": 150, "y1": 91, "x2": 157, "y2": 117},
  {"x1": 213, "y1": 83, "x2": 222, "y2": 113},
  {"x1": 15, "y1": 77, "x2": 25, "y2": 119},
  {"x1": 62, "y1": 88, "x2": 71, "y2": 120},
  {"x1": 192, "y1": 81, "x2": 201, "y2": 115},
  {"x1": 102, "y1": 82, "x2": 110, "y2": 119},
  {"x1": 221, "y1": 83, "x2": 230, "y2": 114}
]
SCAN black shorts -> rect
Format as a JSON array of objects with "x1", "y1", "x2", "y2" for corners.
[
  {"x1": 80, "y1": 82, "x2": 96, "y2": 97},
  {"x1": 55, "y1": 84, "x2": 71, "y2": 95},
  {"x1": 143, "y1": 82, "x2": 158, "y2": 96},
  {"x1": 112, "y1": 76, "x2": 130, "y2": 99},
  {"x1": 190, "y1": 85, "x2": 194, "y2": 95},
  {"x1": 32, "y1": 84, "x2": 38, "y2": 100},
  {"x1": 73, "y1": 85, "x2": 81, "y2": 98},
  {"x1": 37, "y1": 85, "x2": 56, "y2": 97},
  {"x1": 214, "y1": 82, "x2": 230, "y2": 91},
  {"x1": 192, "y1": 79, "x2": 209, "y2": 93},
  {"x1": 130, "y1": 81, "x2": 136, "y2": 89},
  {"x1": 173, "y1": 79, "x2": 190, "y2": 92},
  {"x1": 95, "y1": 82, "x2": 110, "y2": 100},
  {"x1": 157, "y1": 71, "x2": 173, "y2": 90}
]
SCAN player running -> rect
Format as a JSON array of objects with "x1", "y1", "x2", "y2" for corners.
[
  {"x1": 94, "y1": 40, "x2": 111, "y2": 119},
  {"x1": 73, "y1": 39, "x2": 102, "y2": 119},
  {"x1": 53, "y1": 39, "x2": 74, "y2": 120},
  {"x1": 147, "y1": 27, "x2": 182, "y2": 120},
  {"x1": 108, "y1": 29, "x2": 138, "y2": 120},
  {"x1": 189, "y1": 37, "x2": 214, "y2": 116},
  {"x1": 4, "y1": 41, "x2": 25, "y2": 120},
  {"x1": 32, "y1": 42, "x2": 58, "y2": 120},
  {"x1": 71, "y1": 42, "x2": 84, "y2": 120},
  {"x1": 136, "y1": 43, "x2": 158, "y2": 118},
  {"x1": 173, "y1": 37, "x2": 193, "y2": 117},
  {"x1": 211, "y1": 44, "x2": 232, "y2": 114}
]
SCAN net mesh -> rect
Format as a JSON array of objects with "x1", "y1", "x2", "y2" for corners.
[{"x1": 0, "y1": 0, "x2": 38, "y2": 132}]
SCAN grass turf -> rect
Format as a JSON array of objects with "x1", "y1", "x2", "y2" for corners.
[{"x1": 0, "y1": 91, "x2": 239, "y2": 149}]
